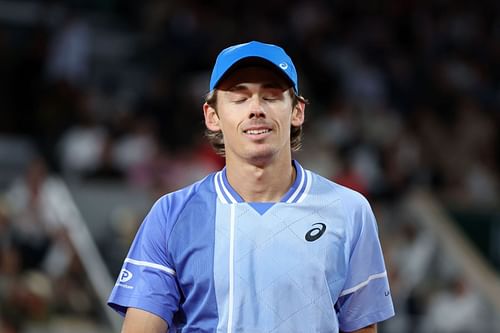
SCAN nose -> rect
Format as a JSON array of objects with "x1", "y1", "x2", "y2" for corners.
[{"x1": 248, "y1": 97, "x2": 266, "y2": 119}]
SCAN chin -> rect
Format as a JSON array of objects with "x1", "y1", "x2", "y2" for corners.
[{"x1": 245, "y1": 148, "x2": 281, "y2": 164}]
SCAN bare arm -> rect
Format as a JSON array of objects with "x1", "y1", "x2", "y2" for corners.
[
  {"x1": 341, "y1": 323, "x2": 377, "y2": 333},
  {"x1": 121, "y1": 307, "x2": 168, "y2": 333}
]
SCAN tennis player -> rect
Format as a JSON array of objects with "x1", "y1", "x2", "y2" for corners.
[{"x1": 108, "y1": 41, "x2": 395, "y2": 333}]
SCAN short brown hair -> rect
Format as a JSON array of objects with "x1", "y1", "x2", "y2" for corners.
[{"x1": 204, "y1": 89, "x2": 307, "y2": 156}]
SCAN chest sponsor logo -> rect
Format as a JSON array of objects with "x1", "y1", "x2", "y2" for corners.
[{"x1": 305, "y1": 223, "x2": 327, "y2": 242}]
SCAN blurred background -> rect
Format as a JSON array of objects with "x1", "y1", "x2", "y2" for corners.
[{"x1": 0, "y1": 0, "x2": 499, "y2": 332}]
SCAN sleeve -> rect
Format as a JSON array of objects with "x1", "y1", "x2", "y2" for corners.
[
  {"x1": 336, "y1": 196, "x2": 395, "y2": 332},
  {"x1": 107, "y1": 196, "x2": 180, "y2": 328}
]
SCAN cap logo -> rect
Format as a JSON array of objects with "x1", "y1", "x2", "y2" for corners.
[{"x1": 279, "y1": 62, "x2": 289, "y2": 70}]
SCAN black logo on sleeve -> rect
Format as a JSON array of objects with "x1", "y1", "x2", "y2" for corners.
[{"x1": 305, "y1": 223, "x2": 327, "y2": 242}]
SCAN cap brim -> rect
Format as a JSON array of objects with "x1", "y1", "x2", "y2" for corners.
[{"x1": 213, "y1": 57, "x2": 295, "y2": 90}]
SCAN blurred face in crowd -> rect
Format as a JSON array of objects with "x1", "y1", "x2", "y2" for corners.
[{"x1": 203, "y1": 65, "x2": 305, "y2": 166}]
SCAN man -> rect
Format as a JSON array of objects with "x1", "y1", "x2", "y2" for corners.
[{"x1": 108, "y1": 41, "x2": 395, "y2": 332}]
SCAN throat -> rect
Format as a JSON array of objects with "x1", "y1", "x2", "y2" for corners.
[{"x1": 226, "y1": 161, "x2": 296, "y2": 202}]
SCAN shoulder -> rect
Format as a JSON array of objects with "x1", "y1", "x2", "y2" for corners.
[
  {"x1": 308, "y1": 171, "x2": 381, "y2": 254},
  {"x1": 309, "y1": 171, "x2": 371, "y2": 212},
  {"x1": 307, "y1": 170, "x2": 377, "y2": 238},
  {"x1": 152, "y1": 173, "x2": 217, "y2": 220},
  {"x1": 134, "y1": 173, "x2": 218, "y2": 251}
]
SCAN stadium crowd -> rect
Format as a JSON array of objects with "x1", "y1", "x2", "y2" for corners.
[{"x1": 0, "y1": 0, "x2": 499, "y2": 332}]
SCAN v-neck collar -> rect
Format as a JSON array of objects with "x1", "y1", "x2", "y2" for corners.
[{"x1": 214, "y1": 160, "x2": 311, "y2": 213}]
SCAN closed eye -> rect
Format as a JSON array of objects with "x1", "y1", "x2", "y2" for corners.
[
  {"x1": 262, "y1": 87, "x2": 285, "y2": 101},
  {"x1": 232, "y1": 97, "x2": 247, "y2": 104},
  {"x1": 227, "y1": 91, "x2": 248, "y2": 103},
  {"x1": 262, "y1": 92, "x2": 284, "y2": 101}
]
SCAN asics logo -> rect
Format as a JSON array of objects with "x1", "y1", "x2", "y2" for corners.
[
  {"x1": 305, "y1": 223, "x2": 326, "y2": 242},
  {"x1": 119, "y1": 269, "x2": 133, "y2": 283}
]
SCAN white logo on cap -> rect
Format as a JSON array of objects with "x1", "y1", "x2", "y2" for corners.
[
  {"x1": 279, "y1": 62, "x2": 288, "y2": 70},
  {"x1": 119, "y1": 269, "x2": 133, "y2": 283}
]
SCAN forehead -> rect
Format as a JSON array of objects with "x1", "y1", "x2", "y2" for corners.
[{"x1": 216, "y1": 66, "x2": 292, "y2": 91}]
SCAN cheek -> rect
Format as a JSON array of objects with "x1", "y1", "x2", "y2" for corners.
[
  {"x1": 281, "y1": 110, "x2": 294, "y2": 128},
  {"x1": 218, "y1": 115, "x2": 240, "y2": 136}
]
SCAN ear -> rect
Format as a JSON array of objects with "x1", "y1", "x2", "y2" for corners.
[
  {"x1": 203, "y1": 102, "x2": 221, "y2": 131},
  {"x1": 291, "y1": 100, "x2": 305, "y2": 127}
]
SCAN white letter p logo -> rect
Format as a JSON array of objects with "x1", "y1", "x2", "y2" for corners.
[{"x1": 119, "y1": 269, "x2": 133, "y2": 283}]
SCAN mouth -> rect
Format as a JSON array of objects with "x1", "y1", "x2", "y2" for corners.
[{"x1": 244, "y1": 128, "x2": 272, "y2": 135}]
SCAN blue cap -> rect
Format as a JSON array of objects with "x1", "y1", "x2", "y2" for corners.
[{"x1": 209, "y1": 41, "x2": 299, "y2": 93}]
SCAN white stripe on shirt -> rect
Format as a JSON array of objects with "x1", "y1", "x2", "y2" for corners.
[
  {"x1": 296, "y1": 170, "x2": 312, "y2": 203},
  {"x1": 125, "y1": 258, "x2": 176, "y2": 276},
  {"x1": 227, "y1": 204, "x2": 236, "y2": 333},
  {"x1": 214, "y1": 172, "x2": 229, "y2": 204},
  {"x1": 339, "y1": 271, "x2": 387, "y2": 297},
  {"x1": 286, "y1": 163, "x2": 305, "y2": 203},
  {"x1": 219, "y1": 172, "x2": 237, "y2": 203}
]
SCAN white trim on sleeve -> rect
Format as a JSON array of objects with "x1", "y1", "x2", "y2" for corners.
[
  {"x1": 339, "y1": 271, "x2": 387, "y2": 297},
  {"x1": 124, "y1": 258, "x2": 176, "y2": 276}
]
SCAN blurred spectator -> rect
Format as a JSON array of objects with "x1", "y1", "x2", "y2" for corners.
[
  {"x1": 1, "y1": 156, "x2": 95, "y2": 332},
  {"x1": 58, "y1": 98, "x2": 107, "y2": 179},
  {"x1": 85, "y1": 135, "x2": 125, "y2": 181},
  {"x1": 45, "y1": 11, "x2": 91, "y2": 87},
  {"x1": 419, "y1": 276, "x2": 489, "y2": 333},
  {"x1": 387, "y1": 221, "x2": 437, "y2": 329},
  {"x1": 0, "y1": 200, "x2": 22, "y2": 333},
  {"x1": 112, "y1": 114, "x2": 158, "y2": 176},
  {"x1": 4, "y1": 157, "x2": 58, "y2": 270}
]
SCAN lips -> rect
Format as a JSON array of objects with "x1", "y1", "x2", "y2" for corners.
[
  {"x1": 243, "y1": 121, "x2": 273, "y2": 133},
  {"x1": 244, "y1": 128, "x2": 272, "y2": 135}
]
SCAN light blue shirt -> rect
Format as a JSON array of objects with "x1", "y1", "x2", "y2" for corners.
[{"x1": 108, "y1": 161, "x2": 395, "y2": 332}]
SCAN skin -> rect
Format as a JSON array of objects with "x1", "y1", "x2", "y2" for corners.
[
  {"x1": 120, "y1": 66, "x2": 377, "y2": 333},
  {"x1": 342, "y1": 324, "x2": 377, "y2": 333},
  {"x1": 203, "y1": 66, "x2": 305, "y2": 202},
  {"x1": 121, "y1": 308, "x2": 167, "y2": 333}
]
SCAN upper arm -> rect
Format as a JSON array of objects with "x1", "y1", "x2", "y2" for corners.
[
  {"x1": 336, "y1": 189, "x2": 394, "y2": 331},
  {"x1": 122, "y1": 307, "x2": 168, "y2": 333},
  {"x1": 341, "y1": 323, "x2": 377, "y2": 333},
  {"x1": 108, "y1": 197, "x2": 181, "y2": 327}
]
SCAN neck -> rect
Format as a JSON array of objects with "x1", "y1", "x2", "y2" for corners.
[{"x1": 225, "y1": 156, "x2": 295, "y2": 202}]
